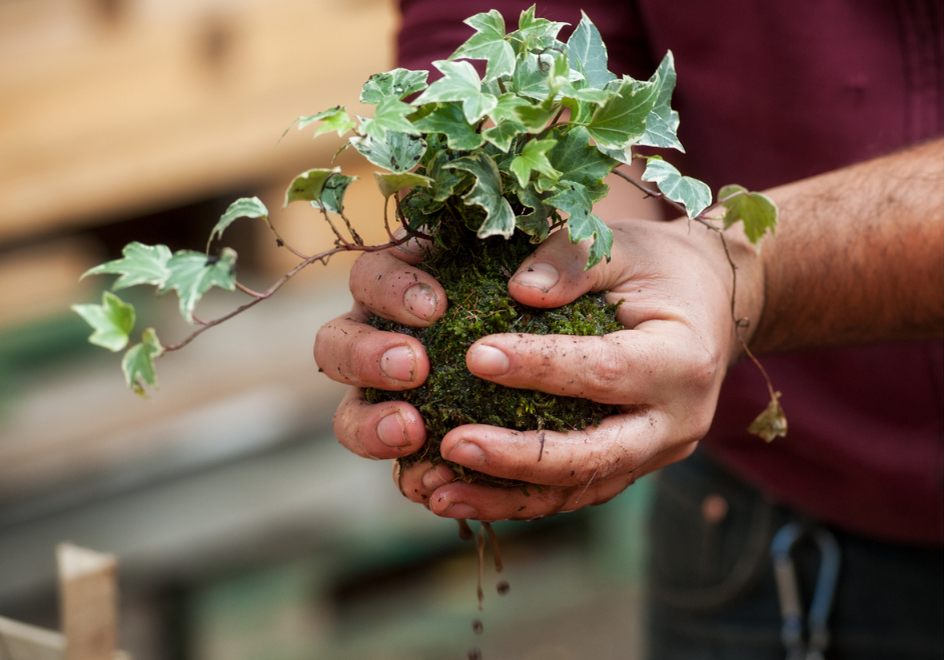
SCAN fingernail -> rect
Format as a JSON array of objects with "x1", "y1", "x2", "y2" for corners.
[
  {"x1": 422, "y1": 464, "x2": 453, "y2": 490},
  {"x1": 512, "y1": 262, "x2": 559, "y2": 292},
  {"x1": 445, "y1": 503, "x2": 480, "y2": 519},
  {"x1": 380, "y1": 345, "x2": 416, "y2": 382},
  {"x1": 446, "y1": 440, "x2": 486, "y2": 467},
  {"x1": 377, "y1": 412, "x2": 409, "y2": 448},
  {"x1": 404, "y1": 283, "x2": 438, "y2": 321},
  {"x1": 469, "y1": 345, "x2": 510, "y2": 376}
]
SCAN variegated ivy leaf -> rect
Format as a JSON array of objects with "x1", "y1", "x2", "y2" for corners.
[
  {"x1": 508, "y1": 5, "x2": 567, "y2": 55},
  {"x1": 360, "y1": 68, "x2": 429, "y2": 104},
  {"x1": 72, "y1": 291, "x2": 136, "y2": 352},
  {"x1": 547, "y1": 182, "x2": 614, "y2": 269},
  {"x1": 643, "y1": 157, "x2": 712, "y2": 219},
  {"x1": 444, "y1": 153, "x2": 516, "y2": 239},
  {"x1": 637, "y1": 52, "x2": 684, "y2": 152},
  {"x1": 509, "y1": 139, "x2": 561, "y2": 187},
  {"x1": 161, "y1": 248, "x2": 238, "y2": 323},
  {"x1": 413, "y1": 103, "x2": 484, "y2": 151},
  {"x1": 122, "y1": 328, "x2": 163, "y2": 396},
  {"x1": 284, "y1": 168, "x2": 340, "y2": 207},
  {"x1": 350, "y1": 132, "x2": 427, "y2": 172},
  {"x1": 357, "y1": 97, "x2": 420, "y2": 141},
  {"x1": 210, "y1": 197, "x2": 269, "y2": 247},
  {"x1": 413, "y1": 60, "x2": 497, "y2": 124},
  {"x1": 586, "y1": 76, "x2": 660, "y2": 150},
  {"x1": 374, "y1": 172, "x2": 433, "y2": 199},
  {"x1": 482, "y1": 120, "x2": 528, "y2": 152},
  {"x1": 487, "y1": 93, "x2": 532, "y2": 124},
  {"x1": 718, "y1": 184, "x2": 778, "y2": 244},
  {"x1": 566, "y1": 11, "x2": 618, "y2": 89},
  {"x1": 449, "y1": 9, "x2": 516, "y2": 82},
  {"x1": 311, "y1": 175, "x2": 357, "y2": 215},
  {"x1": 296, "y1": 106, "x2": 357, "y2": 138},
  {"x1": 83, "y1": 242, "x2": 172, "y2": 290}
]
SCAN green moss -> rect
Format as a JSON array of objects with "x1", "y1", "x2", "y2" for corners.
[{"x1": 365, "y1": 202, "x2": 622, "y2": 487}]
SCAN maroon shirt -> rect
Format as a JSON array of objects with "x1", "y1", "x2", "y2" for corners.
[{"x1": 398, "y1": 0, "x2": 944, "y2": 544}]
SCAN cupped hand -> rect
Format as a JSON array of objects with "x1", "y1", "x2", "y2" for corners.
[{"x1": 315, "y1": 216, "x2": 763, "y2": 520}]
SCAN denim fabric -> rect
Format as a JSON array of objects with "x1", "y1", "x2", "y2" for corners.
[{"x1": 645, "y1": 450, "x2": 943, "y2": 660}]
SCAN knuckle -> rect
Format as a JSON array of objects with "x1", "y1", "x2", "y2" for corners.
[{"x1": 583, "y1": 337, "x2": 632, "y2": 397}]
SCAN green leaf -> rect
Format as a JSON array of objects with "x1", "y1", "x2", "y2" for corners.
[
  {"x1": 413, "y1": 60, "x2": 497, "y2": 124},
  {"x1": 72, "y1": 291, "x2": 136, "y2": 352},
  {"x1": 638, "y1": 52, "x2": 684, "y2": 151},
  {"x1": 450, "y1": 9, "x2": 516, "y2": 82},
  {"x1": 412, "y1": 103, "x2": 485, "y2": 150},
  {"x1": 586, "y1": 76, "x2": 660, "y2": 150},
  {"x1": 358, "y1": 96, "x2": 420, "y2": 141},
  {"x1": 546, "y1": 126, "x2": 618, "y2": 201},
  {"x1": 296, "y1": 106, "x2": 357, "y2": 138},
  {"x1": 427, "y1": 150, "x2": 468, "y2": 202},
  {"x1": 547, "y1": 182, "x2": 614, "y2": 269},
  {"x1": 83, "y1": 242, "x2": 172, "y2": 290},
  {"x1": 444, "y1": 153, "x2": 516, "y2": 239},
  {"x1": 718, "y1": 184, "x2": 778, "y2": 243},
  {"x1": 360, "y1": 68, "x2": 429, "y2": 104},
  {"x1": 509, "y1": 138, "x2": 561, "y2": 187},
  {"x1": 210, "y1": 197, "x2": 268, "y2": 247},
  {"x1": 566, "y1": 11, "x2": 618, "y2": 89},
  {"x1": 374, "y1": 171, "x2": 434, "y2": 199},
  {"x1": 642, "y1": 157, "x2": 712, "y2": 219},
  {"x1": 122, "y1": 328, "x2": 163, "y2": 396},
  {"x1": 284, "y1": 168, "x2": 340, "y2": 207},
  {"x1": 515, "y1": 187, "x2": 552, "y2": 243},
  {"x1": 161, "y1": 248, "x2": 238, "y2": 322},
  {"x1": 350, "y1": 132, "x2": 427, "y2": 173},
  {"x1": 514, "y1": 101, "x2": 558, "y2": 133},
  {"x1": 482, "y1": 120, "x2": 528, "y2": 152},
  {"x1": 311, "y1": 174, "x2": 357, "y2": 215}
]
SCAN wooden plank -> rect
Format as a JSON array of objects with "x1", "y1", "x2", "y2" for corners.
[
  {"x1": 56, "y1": 544, "x2": 124, "y2": 660},
  {"x1": 0, "y1": 0, "x2": 397, "y2": 242},
  {"x1": 0, "y1": 614, "x2": 65, "y2": 660}
]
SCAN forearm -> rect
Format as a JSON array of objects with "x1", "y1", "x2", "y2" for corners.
[{"x1": 748, "y1": 138, "x2": 944, "y2": 354}]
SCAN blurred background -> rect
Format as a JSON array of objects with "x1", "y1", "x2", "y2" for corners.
[{"x1": 0, "y1": 1, "x2": 653, "y2": 658}]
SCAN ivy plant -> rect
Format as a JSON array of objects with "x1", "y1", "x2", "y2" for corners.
[{"x1": 75, "y1": 7, "x2": 783, "y2": 438}]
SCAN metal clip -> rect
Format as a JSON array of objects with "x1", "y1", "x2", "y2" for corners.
[{"x1": 770, "y1": 521, "x2": 841, "y2": 660}]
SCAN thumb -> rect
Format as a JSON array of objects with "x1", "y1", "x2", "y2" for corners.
[{"x1": 508, "y1": 227, "x2": 615, "y2": 308}]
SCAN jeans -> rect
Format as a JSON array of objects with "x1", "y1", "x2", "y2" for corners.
[{"x1": 645, "y1": 450, "x2": 943, "y2": 660}]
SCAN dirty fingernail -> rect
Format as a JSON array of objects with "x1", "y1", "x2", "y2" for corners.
[
  {"x1": 469, "y1": 345, "x2": 510, "y2": 377},
  {"x1": 445, "y1": 503, "x2": 480, "y2": 519},
  {"x1": 447, "y1": 440, "x2": 486, "y2": 467},
  {"x1": 377, "y1": 412, "x2": 409, "y2": 448},
  {"x1": 512, "y1": 262, "x2": 559, "y2": 292},
  {"x1": 404, "y1": 283, "x2": 438, "y2": 321},
  {"x1": 422, "y1": 465, "x2": 453, "y2": 490},
  {"x1": 380, "y1": 345, "x2": 416, "y2": 382}
]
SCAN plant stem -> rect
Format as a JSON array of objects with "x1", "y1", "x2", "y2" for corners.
[{"x1": 162, "y1": 232, "x2": 424, "y2": 353}]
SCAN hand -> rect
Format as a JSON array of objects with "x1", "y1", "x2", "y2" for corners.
[{"x1": 315, "y1": 216, "x2": 763, "y2": 520}]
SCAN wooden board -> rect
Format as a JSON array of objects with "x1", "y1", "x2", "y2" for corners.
[{"x1": 0, "y1": 0, "x2": 397, "y2": 243}]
